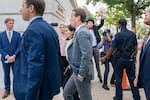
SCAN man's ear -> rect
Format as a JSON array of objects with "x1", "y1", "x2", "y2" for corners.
[
  {"x1": 29, "y1": 4, "x2": 35, "y2": 13},
  {"x1": 76, "y1": 15, "x2": 81, "y2": 21}
]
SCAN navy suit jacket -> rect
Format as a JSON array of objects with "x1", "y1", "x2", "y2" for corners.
[
  {"x1": 14, "y1": 17, "x2": 61, "y2": 100},
  {"x1": 139, "y1": 40, "x2": 150, "y2": 85},
  {"x1": 0, "y1": 31, "x2": 21, "y2": 62}
]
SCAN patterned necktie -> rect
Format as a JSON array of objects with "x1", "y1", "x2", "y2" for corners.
[{"x1": 8, "y1": 31, "x2": 11, "y2": 43}]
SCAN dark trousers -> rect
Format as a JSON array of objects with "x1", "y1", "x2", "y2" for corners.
[
  {"x1": 2, "y1": 62, "x2": 14, "y2": 91},
  {"x1": 110, "y1": 58, "x2": 116, "y2": 83},
  {"x1": 61, "y1": 56, "x2": 69, "y2": 85},
  {"x1": 114, "y1": 57, "x2": 140, "y2": 100},
  {"x1": 93, "y1": 48, "x2": 102, "y2": 78},
  {"x1": 104, "y1": 60, "x2": 110, "y2": 85}
]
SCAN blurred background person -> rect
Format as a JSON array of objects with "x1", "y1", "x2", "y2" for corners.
[
  {"x1": 101, "y1": 19, "x2": 140, "y2": 100},
  {"x1": 0, "y1": 18, "x2": 21, "y2": 98},
  {"x1": 58, "y1": 24, "x2": 69, "y2": 86},
  {"x1": 86, "y1": 13, "x2": 104, "y2": 83},
  {"x1": 98, "y1": 29, "x2": 115, "y2": 90}
]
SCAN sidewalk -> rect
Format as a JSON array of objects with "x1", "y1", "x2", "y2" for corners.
[{"x1": 0, "y1": 64, "x2": 146, "y2": 100}]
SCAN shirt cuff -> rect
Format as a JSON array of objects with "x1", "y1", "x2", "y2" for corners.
[
  {"x1": 13, "y1": 55, "x2": 16, "y2": 58},
  {"x1": 5, "y1": 55, "x2": 9, "y2": 59}
]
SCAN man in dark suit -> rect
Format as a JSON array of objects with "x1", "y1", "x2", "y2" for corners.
[
  {"x1": 0, "y1": 18, "x2": 21, "y2": 99},
  {"x1": 138, "y1": 6, "x2": 150, "y2": 100},
  {"x1": 86, "y1": 14, "x2": 104, "y2": 83},
  {"x1": 14, "y1": 0, "x2": 61, "y2": 100},
  {"x1": 101, "y1": 19, "x2": 140, "y2": 100}
]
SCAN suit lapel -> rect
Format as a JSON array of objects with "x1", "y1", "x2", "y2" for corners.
[
  {"x1": 4, "y1": 31, "x2": 10, "y2": 44},
  {"x1": 68, "y1": 25, "x2": 83, "y2": 48},
  {"x1": 68, "y1": 25, "x2": 86, "y2": 47},
  {"x1": 141, "y1": 39, "x2": 150, "y2": 62}
]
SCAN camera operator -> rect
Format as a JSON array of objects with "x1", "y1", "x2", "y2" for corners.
[{"x1": 98, "y1": 29, "x2": 114, "y2": 90}]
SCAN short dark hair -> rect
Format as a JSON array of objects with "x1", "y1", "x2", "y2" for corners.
[
  {"x1": 104, "y1": 29, "x2": 111, "y2": 33},
  {"x1": 86, "y1": 18, "x2": 95, "y2": 24},
  {"x1": 118, "y1": 18, "x2": 127, "y2": 27},
  {"x1": 26, "y1": 0, "x2": 45, "y2": 16},
  {"x1": 72, "y1": 8, "x2": 86, "y2": 23},
  {"x1": 4, "y1": 18, "x2": 14, "y2": 23},
  {"x1": 67, "y1": 24, "x2": 75, "y2": 32}
]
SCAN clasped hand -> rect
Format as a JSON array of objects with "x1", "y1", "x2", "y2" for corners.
[{"x1": 6, "y1": 55, "x2": 16, "y2": 63}]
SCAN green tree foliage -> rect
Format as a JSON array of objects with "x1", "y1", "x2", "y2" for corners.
[
  {"x1": 83, "y1": 6, "x2": 95, "y2": 21},
  {"x1": 136, "y1": 23, "x2": 149, "y2": 37},
  {"x1": 86, "y1": 0, "x2": 150, "y2": 28},
  {"x1": 105, "y1": 5, "x2": 129, "y2": 26}
]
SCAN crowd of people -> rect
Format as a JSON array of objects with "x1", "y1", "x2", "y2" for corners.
[{"x1": 0, "y1": 0, "x2": 150, "y2": 100}]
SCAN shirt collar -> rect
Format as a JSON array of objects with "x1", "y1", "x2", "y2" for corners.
[
  {"x1": 6, "y1": 30, "x2": 13, "y2": 33},
  {"x1": 29, "y1": 16, "x2": 42, "y2": 25},
  {"x1": 120, "y1": 28, "x2": 127, "y2": 31},
  {"x1": 75, "y1": 24, "x2": 85, "y2": 33}
]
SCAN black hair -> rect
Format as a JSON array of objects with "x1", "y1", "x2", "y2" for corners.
[
  {"x1": 104, "y1": 29, "x2": 111, "y2": 33},
  {"x1": 86, "y1": 18, "x2": 94, "y2": 24},
  {"x1": 118, "y1": 18, "x2": 127, "y2": 27},
  {"x1": 67, "y1": 24, "x2": 75, "y2": 32}
]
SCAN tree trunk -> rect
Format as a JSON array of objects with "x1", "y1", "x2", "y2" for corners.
[{"x1": 130, "y1": 8, "x2": 136, "y2": 29}]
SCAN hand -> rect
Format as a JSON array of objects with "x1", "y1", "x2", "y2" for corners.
[
  {"x1": 7, "y1": 55, "x2": 16, "y2": 63},
  {"x1": 100, "y1": 56, "x2": 107, "y2": 64},
  {"x1": 133, "y1": 77, "x2": 138, "y2": 87},
  {"x1": 96, "y1": 43, "x2": 101, "y2": 49},
  {"x1": 77, "y1": 74, "x2": 84, "y2": 82}
]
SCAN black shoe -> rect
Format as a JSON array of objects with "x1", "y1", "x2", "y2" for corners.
[
  {"x1": 102, "y1": 84, "x2": 110, "y2": 90},
  {"x1": 122, "y1": 87, "x2": 131, "y2": 91},
  {"x1": 99, "y1": 78, "x2": 102, "y2": 83},
  {"x1": 110, "y1": 80, "x2": 116, "y2": 85},
  {"x1": 113, "y1": 96, "x2": 116, "y2": 100}
]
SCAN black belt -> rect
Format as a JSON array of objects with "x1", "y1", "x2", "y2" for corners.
[{"x1": 93, "y1": 46, "x2": 97, "y2": 48}]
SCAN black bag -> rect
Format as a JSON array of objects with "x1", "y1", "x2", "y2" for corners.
[
  {"x1": 63, "y1": 67, "x2": 72, "y2": 87},
  {"x1": 100, "y1": 52, "x2": 106, "y2": 57}
]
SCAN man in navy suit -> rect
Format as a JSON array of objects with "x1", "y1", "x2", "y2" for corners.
[
  {"x1": 0, "y1": 18, "x2": 21, "y2": 99},
  {"x1": 138, "y1": 6, "x2": 150, "y2": 100},
  {"x1": 14, "y1": 0, "x2": 61, "y2": 100}
]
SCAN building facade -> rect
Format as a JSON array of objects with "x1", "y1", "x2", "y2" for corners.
[{"x1": 0, "y1": 0, "x2": 77, "y2": 32}]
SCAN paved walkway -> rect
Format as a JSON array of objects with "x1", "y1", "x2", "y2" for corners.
[{"x1": 0, "y1": 63, "x2": 146, "y2": 100}]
